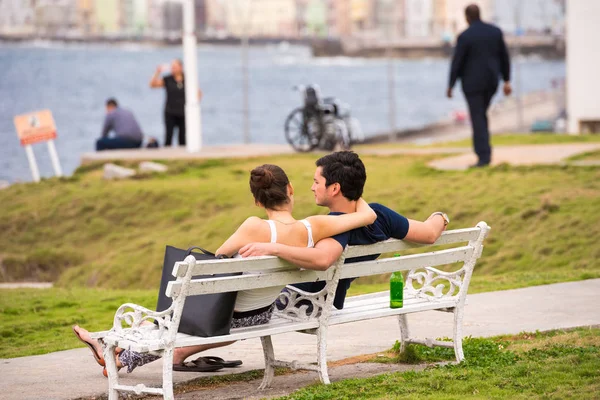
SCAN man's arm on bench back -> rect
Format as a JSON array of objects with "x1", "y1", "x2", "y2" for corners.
[{"x1": 238, "y1": 238, "x2": 344, "y2": 271}]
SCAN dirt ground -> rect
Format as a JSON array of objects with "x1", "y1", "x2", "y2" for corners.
[{"x1": 174, "y1": 361, "x2": 427, "y2": 400}]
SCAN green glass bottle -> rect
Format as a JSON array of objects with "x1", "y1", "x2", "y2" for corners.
[{"x1": 390, "y1": 271, "x2": 404, "y2": 308}]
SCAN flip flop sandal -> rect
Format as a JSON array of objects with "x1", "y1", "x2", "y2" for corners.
[
  {"x1": 72, "y1": 326, "x2": 105, "y2": 367},
  {"x1": 173, "y1": 359, "x2": 224, "y2": 373},
  {"x1": 194, "y1": 356, "x2": 243, "y2": 368}
]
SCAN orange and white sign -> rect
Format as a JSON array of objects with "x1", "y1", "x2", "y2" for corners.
[{"x1": 13, "y1": 109, "x2": 57, "y2": 146}]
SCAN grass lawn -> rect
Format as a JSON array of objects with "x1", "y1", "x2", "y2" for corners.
[
  {"x1": 277, "y1": 327, "x2": 600, "y2": 399},
  {"x1": 0, "y1": 287, "x2": 155, "y2": 358},
  {"x1": 569, "y1": 150, "x2": 600, "y2": 161},
  {"x1": 1, "y1": 135, "x2": 599, "y2": 358}
]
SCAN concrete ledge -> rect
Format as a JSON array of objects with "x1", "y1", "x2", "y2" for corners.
[{"x1": 81, "y1": 144, "x2": 295, "y2": 165}]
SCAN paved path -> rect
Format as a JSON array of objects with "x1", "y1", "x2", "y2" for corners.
[
  {"x1": 80, "y1": 144, "x2": 295, "y2": 165},
  {"x1": 0, "y1": 282, "x2": 53, "y2": 289},
  {"x1": 426, "y1": 143, "x2": 600, "y2": 170},
  {"x1": 2, "y1": 279, "x2": 599, "y2": 400}
]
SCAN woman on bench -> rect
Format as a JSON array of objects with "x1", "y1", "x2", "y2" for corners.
[{"x1": 73, "y1": 163, "x2": 377, "y2": 376}]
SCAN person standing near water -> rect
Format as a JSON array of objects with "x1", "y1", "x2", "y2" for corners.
[
  {"x1": 150, "y1": 59, "x2": 202, "y2": 147},
  {"x1": 447, "y1": 4, "x2": 511, "y2": 168}
]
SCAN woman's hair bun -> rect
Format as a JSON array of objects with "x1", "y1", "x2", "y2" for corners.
[
  {"x1": 249, "y1": 164, "x2": 290, "y2": 209},
  {"x1": 250, "y1": 167, "x2": 274, "y2": 189}
]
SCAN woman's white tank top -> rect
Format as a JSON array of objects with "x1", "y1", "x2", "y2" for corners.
[{"x1": 233, "y1": 219, "x2": 315, "y2": 312}]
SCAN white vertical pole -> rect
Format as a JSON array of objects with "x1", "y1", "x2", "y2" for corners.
[
  {"x1": 24, "y1": 145, "x2": 41, "y2": 182},
  {"x1": 242, "y1": 30, "x2": 250, "y2": 144},
  {"x1": 514, "y1": 2, "x2": 524, "y2": 132},
  {"x1": 387, "y1": 53, "x2": 396, "y2": 142},
  {"x1": 46, "y1": 140, "x2": 63, "y2": 177},
  {"x1": 387, "y1": 12, "x2": 396, "y2": 142},
  {"x1": 241, "y1": 0, "x2": 252, "y2": 144},
  {"x1": 183, "y1": 0, "x2": 202, "y2": 152}
]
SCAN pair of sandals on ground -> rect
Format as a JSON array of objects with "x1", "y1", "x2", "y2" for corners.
[{"x1": 73, "y1": 326, "x2": 242, "y2": 375}]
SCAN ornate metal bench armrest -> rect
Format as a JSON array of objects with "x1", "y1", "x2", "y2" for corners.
[
  {"x1": 274, "y1": 285, "x2": 328, "y2": 321},
  {"x1": 111, "y1": 302, "x2": 174, "y2": 336},
  {"x1": 406, "y1": 266, "x2": 466, "y2": 299}
]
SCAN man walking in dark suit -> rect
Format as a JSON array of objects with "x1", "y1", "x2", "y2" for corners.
[{"x1": 447, "y1": 4, "x2": 511, "y2": 167}]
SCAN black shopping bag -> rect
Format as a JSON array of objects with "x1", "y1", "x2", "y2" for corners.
[{"x1": 155, "y1": 246, "x2": 240, "y2": 337}]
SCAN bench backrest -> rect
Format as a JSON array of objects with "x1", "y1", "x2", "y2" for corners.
[{"x1": 163, "y1": 222, "x2": 489, "y2": 330}]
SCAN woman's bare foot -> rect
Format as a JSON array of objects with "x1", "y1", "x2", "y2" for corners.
[
  {"x1": 72, "y1": 325, "x2": 105, "y2": 366},
  {"x1": 73, "y1": 325, "x2": 123, "y2": 375}
]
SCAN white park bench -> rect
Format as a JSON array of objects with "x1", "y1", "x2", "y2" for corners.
[{"x1": 93, "y1": 221, "x2": 490, "y2": 400}]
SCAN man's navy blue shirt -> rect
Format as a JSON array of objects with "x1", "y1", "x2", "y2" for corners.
[{"x1": 292, "y1": 203, "x2": 409, "y2": 309}]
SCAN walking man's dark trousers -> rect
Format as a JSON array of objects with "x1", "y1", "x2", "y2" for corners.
[
  {"x1": 465, "y1": 86, "x2": 497, "y2": 165},
  {"x1": 448, "y1": 20, "x2": 511, "y2": 166}
]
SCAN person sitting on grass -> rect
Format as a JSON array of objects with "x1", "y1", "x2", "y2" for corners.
[{"x1": 95, "y1": 98, "x2": 144, "y2": 151}]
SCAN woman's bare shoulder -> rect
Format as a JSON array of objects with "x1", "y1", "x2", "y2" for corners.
[
  {"x1": 237, "y1": 215, "x2": 262, "y2": 228},
  {"x1": 240, "y1": 216, "x2": 270, "y2": 241},
  {"x1": 243, "y1": 216, "x2": 265, "y2": 225}
]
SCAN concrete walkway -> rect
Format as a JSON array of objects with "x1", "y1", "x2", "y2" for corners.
[
  {"x1": 426, "y1": 143, "x2": 600, "y2": 170},
  {"x1": 2, "y1": 279, "x2": 600, "y2": 400},
  {"x1": 80, "y1": 144, "x2": 295, "y2": 165}
]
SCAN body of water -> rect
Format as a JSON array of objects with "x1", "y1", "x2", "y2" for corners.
[{"x1": 0, "y1": 42, "x2": 564, "y2": 183}]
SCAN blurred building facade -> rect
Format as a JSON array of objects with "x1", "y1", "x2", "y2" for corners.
[
  {"x1": 0, "y1": 0, "x2": 36, "y2": 35},
  {"x1": 0, "y1": 0, "x2": 561, "y2": 42},
  {"x1": 566, "y1": 0, "x2": 600, "y2": 134},
  {"x1": 94, "y1": 0, "x2": 119, "y2": 34},
  {"x1": 222, "y1": 0, "x2": 297, "y2": 38}
]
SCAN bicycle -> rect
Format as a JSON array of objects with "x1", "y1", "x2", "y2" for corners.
[{"x1": 284, "y1": 84, "x2": 364, "y2": 152}]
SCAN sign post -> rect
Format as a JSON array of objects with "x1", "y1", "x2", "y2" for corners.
[
  {"x1": 23, "y1": 145, "x2": 41, "y2": 182},
  {"x1": 13, "y1": 109, "x2": 63, "y2": 182}
]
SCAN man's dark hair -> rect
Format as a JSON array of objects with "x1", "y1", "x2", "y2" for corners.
[
  {"x1": 465, "y1": 4, "x2": 481, "y2": 22},
  {"x1": 316, "y1": 151, "x2": 366, "y2": 201},
  {"x1": 106, "y1": 98, "x2": 118, "y2": 107}
]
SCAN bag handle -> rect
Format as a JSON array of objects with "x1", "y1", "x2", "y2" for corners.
[
  {"x1": 186, "y1": 246, "x2": 214, "y2": 256},
  {"x1": 186, "y1": 246, "x2": 229, "y2": 259}
]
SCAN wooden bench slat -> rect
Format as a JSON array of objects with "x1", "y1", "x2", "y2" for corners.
[
  {"x1": 176, "y1": 319, "x2": 319, "y2": 346},
  {"x1": 339, "y1": 246, "x2": 474, "y2": 280},
  {"x1": 166, "y1": 269, "x2": 331, "y2": 298},
  {"x1": 336, "y1": 294, "x2": 445, "y2": 314},
  {"x1": 336, "y1": 294, "x2": 455, "y2": 315},
  {"x1": 106, "y1": 319, "x2": 320, "y2": 352},
  {"x1": 344, "y1": 227, "x2": 481, "y2": 258},
  {"x1": 329, "y1": 299, "x2": 457, "y2": 325},
  {"x1": 173, "y1": 256, "x2": 298, "y2": 277}
]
